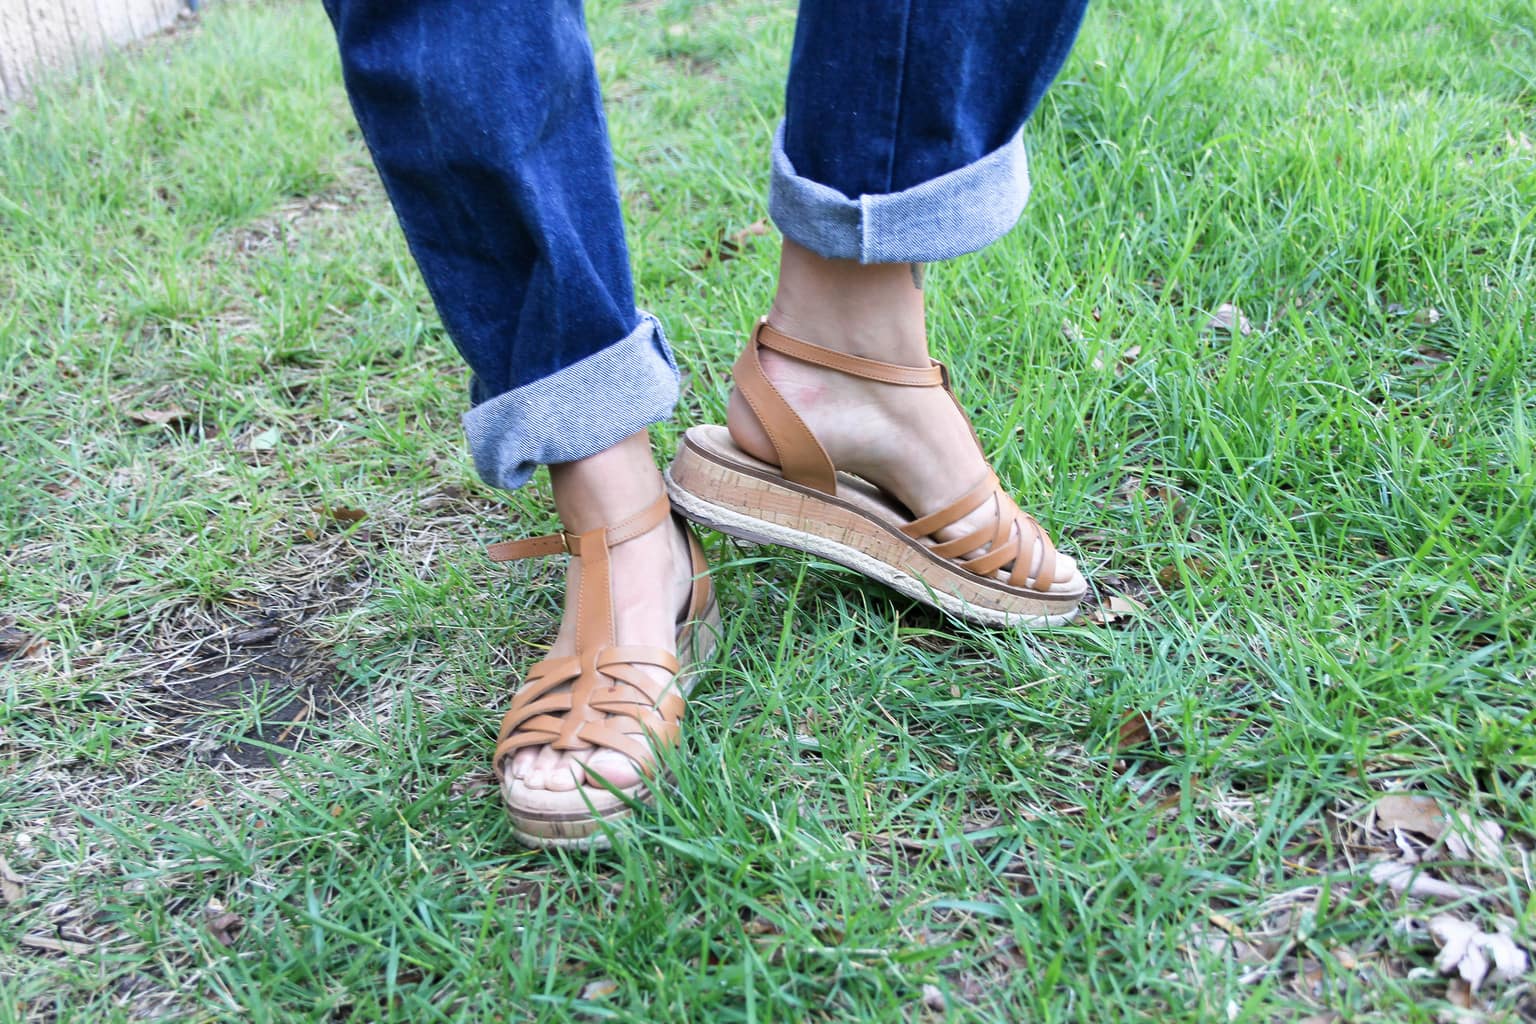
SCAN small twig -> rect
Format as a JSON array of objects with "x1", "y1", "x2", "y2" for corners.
[
  {"x1": 272, "y1": 695, "x2": 314, "y2": 745},
  {"x1": 21, "y1": 934, "x2": 95, "y2": 956}
]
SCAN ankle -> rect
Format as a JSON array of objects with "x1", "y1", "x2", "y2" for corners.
[
  {"x1": 769, "y1": 239, "x2": 928, "y2": 365},
  {"x1": 549, "y1": 430, "x2": 665, "y2": 534}
]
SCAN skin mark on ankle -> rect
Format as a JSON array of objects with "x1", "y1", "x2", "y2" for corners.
[{"x1": 911, "y1": 262, "x2": 925, "y2": 291}]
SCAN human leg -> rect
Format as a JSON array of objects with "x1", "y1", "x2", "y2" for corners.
[
  {"x1": 668, "y1": 0, "x2": 1091, "y2": 626},
  {"x1": 323, "y1": 0, "x2": 711, "y2": 843}
]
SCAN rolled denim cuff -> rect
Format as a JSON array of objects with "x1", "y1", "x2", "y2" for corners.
[
  {"x1": 461, "y1": 312, "x2": 678, "y2": 490},
  {"x1": 768, "y1": 122, "x2": 1032, "y2": 264}
]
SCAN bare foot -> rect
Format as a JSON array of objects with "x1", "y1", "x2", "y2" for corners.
[
  {"x1": 503, "y1": 431, "x2": 697, "y2": 795},
  {"x1": 725, "y1": 239, "x2": 1077, "y2": 587}
]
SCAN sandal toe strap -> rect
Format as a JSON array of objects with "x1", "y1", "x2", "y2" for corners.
[
  {"x1": 906, "y1": 480, "x2": 1064, "y2": 593},
  {"x1": 495, "y1": 645, "x2": 686, "y2": 773}
]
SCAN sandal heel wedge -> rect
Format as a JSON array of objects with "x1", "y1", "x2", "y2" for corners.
[{"x1": 668, "y1": 425, "x2": 1082, "y2": 629}]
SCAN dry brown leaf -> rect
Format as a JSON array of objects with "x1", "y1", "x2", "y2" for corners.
[
  {"x1": 580, "y1": 979, "x2": 620, "y2": 1000},
  {"x1": 1204, "y1": 303, "x2": 1253, "y2": 336},
  {"x1": 1088, "y1": 593, "x2": 1148, "y2": 627},
  {"x1": 204, "y1": 901, "x2": 244, "y2": 946},
  {"x1": 1116, "y1": 710, "x2": 1155, "y2": 751},
  {"x1": 1413, "y1": 307, "x2": 1442, "y2": 326},
  {"x1": 0, "y1": 626, "x2": 44, "y2": 661},
  {"x1": 316, "y1": 505, "x2": 368, "y2": 525},
  {"x1": 730, "y1": 220, "x2": 770, "y2": 246},
  {"x1": 691, "y1": 219, "x2": 770, "y2": 269},
  {"x1": 0, "y1": 855, "x2": 24, "y2": 905},
  {"x1": 1157, "y1": 558, "x2": 1212, "y2": 590},
  {"x1": 1375, "y1": 793, "x2": 1447, "y2": 839},
  {"x1": 1445, "y1": 977, "x2": 1475, "y2": 1010},
  {"x1": 128, "y1": 406, "x2": 194, "y2": 427},
  {"x1": 1108, "y1": 593, "x2": 1147, "y2": 616}
]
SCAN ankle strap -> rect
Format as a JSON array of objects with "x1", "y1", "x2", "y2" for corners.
[
  {"x1": 487, "y1": 493, "x2": 671, "y2": 563},
  {"x1": 756, "y1": 320, "x2": 945, "y2": 387}
]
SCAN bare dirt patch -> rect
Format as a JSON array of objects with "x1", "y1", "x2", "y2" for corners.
[{"x1": 135, "y1": 622, "x2": 353, "y2": 768}]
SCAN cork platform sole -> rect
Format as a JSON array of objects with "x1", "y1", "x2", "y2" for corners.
[
  {"x1": 501, "y1": 598, "x2": 722, "y2": 850},
  {"x1": 666, "y1": 426, "x2": 1083, "y2": 628}
]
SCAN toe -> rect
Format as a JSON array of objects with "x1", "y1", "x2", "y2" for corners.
[
  {"x1": 544, "y1": 765, "x2": 579, "y2": 792},
  {"x1": 508, "y1": 747, "x2": 537, "y2": 781},
  {"x1": 579, "y1": 749, "x2": 642, "y2": 791},
  {"x1": 525, "y1": 745, "x2": 564, "y2": 789}
]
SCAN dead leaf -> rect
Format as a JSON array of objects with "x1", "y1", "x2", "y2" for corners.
[
  {"x1": 1204, "y1": 303, "x2": 1253, "y2": 336},
  {"x1": 921, "y1": 984, "x2": 946, "y2": 1012},
  {"x1": 1443, "y1": 811, "x2": 1505, "y2": 867},
  {"x1": 1368, "y1": 861, "x2": 1482, "y2": 901},
  {"x1": 730, "y1": 219, "x2": 769, "y2": 247},
  {"x1": 1087, "y1": 593, "x2": 1148, "y2": 627},
  {"x1": 580, "y1": 979, "x2": 620, "y2": 1000},
  {"x1": 1429, "y1": 914, "x2": 1527, "y2": 991},
  {"x1": 1157, "y1": 558, "x2": 1212, "y2": 590},
  {"x1": 0, "y1": 855, "x2": 24, "y2": 905},
  {"x1": 246, "y1": 427, "x2": 280, "y2": 452},
  {"x1": 1375, "y1": 793, "x2": 1447, "y2": 839},
  {"x1": 1413, "y1": 307, "x2": 1442, "y2": 326},
  {"x1": 1109, "y1": 593, "x2": 1147, "y2": 617},
  {"x1": 204, "y1": 901, "x2": 244, "y2": 946},
  {"x1": 1116, "y1": 710, "x2": 1155, "y2": 751},
  {"x1": 128, "y1": 407, "x2": 194, "y2": 428},
  {"x1": 1145, "y1": 484, "x2": 1191, "y2": 523},
  {"x1": 0, "y1": 626, "x2": 43, "y2": 662},
  {"x1": 1445, "y1": 977, "x2": 1475, "y2": 1009},
  {"x1": 448, "y1": 772, "x2": 496, "y2": 799},
  {"x1": 315, "y1": 505, "x2": 368, "y2": 525},
  {"x1": 231, "y1": 625, "x2": 280, "y2": 646},
  {"x1": 1064, "y1": 319, "x2": 1084, "y2": 342},
  {"x1": 690, "y1": 219, "x2": 770, "y2": 269}
]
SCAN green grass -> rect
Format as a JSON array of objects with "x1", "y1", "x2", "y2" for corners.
[{"x1": 2, "y1": 0, "x2": 1533, "y2": 1020}]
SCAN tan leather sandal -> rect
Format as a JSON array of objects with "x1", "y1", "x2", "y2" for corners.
[
  {"x1": 666, "y1": 319, "x2": 1085, "y2": 628},
  {"x1": 487, "y1": 493, "x2": 719, "y2": 849}
]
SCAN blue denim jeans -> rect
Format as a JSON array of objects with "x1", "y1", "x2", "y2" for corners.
[{"x1": 323, "y1": 1, "x2": 1088, "y2": 490}]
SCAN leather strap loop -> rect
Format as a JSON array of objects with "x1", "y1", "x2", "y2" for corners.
[{"x1": 486, "y1": 533, "x2": 569, "y2": 562}]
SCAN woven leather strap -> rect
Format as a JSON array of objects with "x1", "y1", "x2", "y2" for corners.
[{"x1": 488, "y1": 493, "x2": 696, "y2": 772}]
